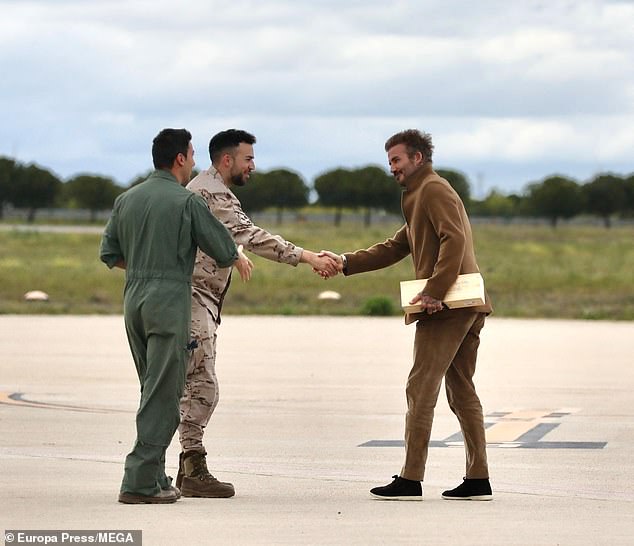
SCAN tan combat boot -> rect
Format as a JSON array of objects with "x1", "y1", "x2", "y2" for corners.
[{"x1": 179, "y1": 450, "x2": 235, "y2": 498}]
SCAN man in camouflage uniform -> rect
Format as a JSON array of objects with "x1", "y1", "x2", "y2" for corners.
[
  {"x1": 176, "y1": 129, "x2": 337, "y2": 497},
  {"x1": 100, "y1": 128, "x2": 251, "y2": 504}
]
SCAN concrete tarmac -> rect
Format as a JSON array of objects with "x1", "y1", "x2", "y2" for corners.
[{"x1": 1, "y1": 315, "x2": 633, "y2": 545}]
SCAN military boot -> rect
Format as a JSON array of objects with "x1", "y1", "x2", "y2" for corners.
[
  {"x1": 175, "y1": 451, "x2": 185, "y2": 490},
  {"x1": 179, "y1": 450, "x2": 235, "y2": 498}
]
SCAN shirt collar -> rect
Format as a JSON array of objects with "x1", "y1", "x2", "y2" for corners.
[
  {"x1": 151, "y1": 169, "x2": 180, "y2": 184},
  {"x1": 207, "y1": 166, "x2": 229, "y2": 187}
]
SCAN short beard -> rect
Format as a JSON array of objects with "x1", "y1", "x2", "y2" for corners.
[{"x1": 231, "y1": 173, "x2": 247, "y2": 187}]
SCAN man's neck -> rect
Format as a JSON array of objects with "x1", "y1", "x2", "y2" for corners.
[
  {"x1": 158, "y1": 167, "x2": 186, "y2": 186},
  {"x1": 211, "y1": 164, "x2": 231, "y2": 187}
]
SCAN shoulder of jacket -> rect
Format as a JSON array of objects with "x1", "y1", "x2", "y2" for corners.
[
  {"x1": 422, "y1": 169, "x2": 446, "y2": 185},
  {"x1": 421, "y1": 174, "x2": 453, "y2": 194},
  {"x1": 187, "y1": 170, "x2": 229, "y2": 195}
]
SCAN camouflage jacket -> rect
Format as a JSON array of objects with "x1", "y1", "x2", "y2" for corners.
[{"x1": 187, "y1": 167, "x2": 303, "y2": 322}]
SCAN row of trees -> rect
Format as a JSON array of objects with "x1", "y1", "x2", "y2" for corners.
[
  {"x1": 0, "y1": 157, "x2": 121, "y2": 222},
  {"x1": 233, "y1": 166, "x2": 403, "y2": 226},
  {"x1": 0, "y1": 155, "x2": 632, "y2": 227},
  {"x1": 472, "y1": 173, "x2": 634, "y2": 227}
]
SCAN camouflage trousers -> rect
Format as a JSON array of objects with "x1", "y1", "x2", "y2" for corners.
[{"x1": 178, "y1": 297, "x2": 220, "y2": 453}]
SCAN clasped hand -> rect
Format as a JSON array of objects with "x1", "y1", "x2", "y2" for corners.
[{"x1": 312, "y1": 250, "x2": 343, "y2": 279}]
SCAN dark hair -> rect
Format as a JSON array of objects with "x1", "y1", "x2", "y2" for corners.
[
  {"x1": 209, "y1": 129, "x2": 256, "y2": 164},
  {"x1": 152, "y1": 128, "x2": 192, "y2": 170},
  {"x1": 384, "y1": 129, "x2": 434, "y2": 163}
]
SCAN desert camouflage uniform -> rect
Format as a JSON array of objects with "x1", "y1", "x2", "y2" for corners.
[{"x1": 179, "y1": 167, "x2": 304, "y2": 452}]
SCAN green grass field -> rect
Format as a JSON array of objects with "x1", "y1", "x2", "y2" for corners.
[{"x1": 1, "y1": 222, "x2": 633, "y2": 319}]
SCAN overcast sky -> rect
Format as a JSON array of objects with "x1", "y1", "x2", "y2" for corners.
[{"x1": 1, "y1": 0, "x2": 633, "y2": 196}]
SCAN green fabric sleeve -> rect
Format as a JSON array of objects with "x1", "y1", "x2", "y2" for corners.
[
  {"x1": 99, "y1": 203, "x2": 123, "y2": 269},
  {"x1": 189, "y1": 194, "x2": 238, "y2": 268}
]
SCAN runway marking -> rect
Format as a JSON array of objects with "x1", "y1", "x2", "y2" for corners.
[
  {"x1": 0, "y1": 395, "x2": 609, "y2": 450},
  {"x1": 484, "y1": 409, "x2": 554, "y2": 443},
  {"x1": 0, "y1": 391, "x2": 132, "y2": 414},
  {"x1": 359, "y1": 409, "x2": 608, "y2": 449}
]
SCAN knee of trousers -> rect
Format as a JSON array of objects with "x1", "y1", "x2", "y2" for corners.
[
  {"x1": 137, "y1": 400, "x2": 182, "y2": 446},
  {"x1": 405, "y1": 380, "x2": 443, "y2": 411},
  {"x1": 181, "y1": 378, "x2": 219, "y2": 405},
  {"x1": 446, "y1": 391, "x2": 483, "y2": 414}
]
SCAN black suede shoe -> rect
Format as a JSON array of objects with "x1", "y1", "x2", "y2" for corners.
[
  {"x1": 370, "y1": 475, "x2": 423, "y2": 501},
  {"x1": 442, "y1": 477, "x2": 493, "y2": 501}
]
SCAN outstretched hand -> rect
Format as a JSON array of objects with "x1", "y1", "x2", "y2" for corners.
[
  {"x1": 315, "y1": 250, "x2": 344, "y2": 279},
  {"x1": 301, "y1": 250, "x2": 339, "y2": 278}
]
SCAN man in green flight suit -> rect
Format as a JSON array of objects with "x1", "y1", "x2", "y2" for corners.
[{"x1": 100, "y1": 128, "x2": 253, "y2": 504}]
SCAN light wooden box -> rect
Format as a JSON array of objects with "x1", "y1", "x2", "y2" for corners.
[{"x1": 400, "y1": 273, "x2": 485, "y2": 312}]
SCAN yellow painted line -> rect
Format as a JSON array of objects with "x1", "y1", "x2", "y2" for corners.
[
  {"x1": 0, "y1": 391, "x2": 42, "y2": 409},
  {"x1": 485, "y1": 410, "x2": 553, "y2": 443},
  {"x1": 496, "y1": 410, "x2": 552, "y2": 421}
]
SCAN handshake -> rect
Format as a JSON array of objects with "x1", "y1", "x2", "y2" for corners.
[
  {"x1": 232, "y1": 247, "x2": 343, "y2": 282},
  {"x1": 305, "y1": 248, "x2": 443, "y2": 313},
  {"x1": 305, "y1": 250, "x2": 344, "y2": 279}
]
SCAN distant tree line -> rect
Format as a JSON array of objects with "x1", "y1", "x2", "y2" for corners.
[
  {"x1": 0, "y1": 155, "x2": 632, "y2": 227},
  {"x1": 471, "y1": 173, "x2": 634, "y2": 228},
  {"x1": 0, "y1": 157, "x2": 122, "y2": 222}
]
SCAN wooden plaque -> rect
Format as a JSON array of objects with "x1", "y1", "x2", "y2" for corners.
[{"x1": 400, "y1": 273, "x2": 485, "y2": 312}]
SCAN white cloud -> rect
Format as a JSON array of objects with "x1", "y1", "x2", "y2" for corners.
[
  {"x1": 0, "y1": 0, "x2": 632, "y2": 192},
  {"x1": 476, "y1": 29, "x2": 574, "y2": 64}
]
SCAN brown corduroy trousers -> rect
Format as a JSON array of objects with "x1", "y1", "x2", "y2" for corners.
[{"x1": 400, "y1": 310, "x2": 489, "y2": 482}]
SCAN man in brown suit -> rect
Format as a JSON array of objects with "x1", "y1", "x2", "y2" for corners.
[{"x1": 322, "y1": 129, "x2": 493, "y2": 501}]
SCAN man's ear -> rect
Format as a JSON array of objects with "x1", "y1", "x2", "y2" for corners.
[
  {"x1": 414, "y1": 151, "x2": 424, "y2": 165},
  {"x1": 175, "y1": 152, "x2": 186, "y2": 167}
]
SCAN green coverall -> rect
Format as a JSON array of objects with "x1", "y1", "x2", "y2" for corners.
[{"x1": 100, "y1": 169, "x2": 237, "y2": 496}]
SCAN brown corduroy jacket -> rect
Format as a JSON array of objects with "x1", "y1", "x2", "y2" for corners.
[{"x1": 344, "y1": 163, "x2": 492, "y2": 324}]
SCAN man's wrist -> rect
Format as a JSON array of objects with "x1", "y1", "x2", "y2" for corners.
[
  {"x1": 300, "y1": 249, "x2": 311, "y2": 264},
  {"x1": 341, "y1": 254, "x2": 348, "y2": 274}
]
